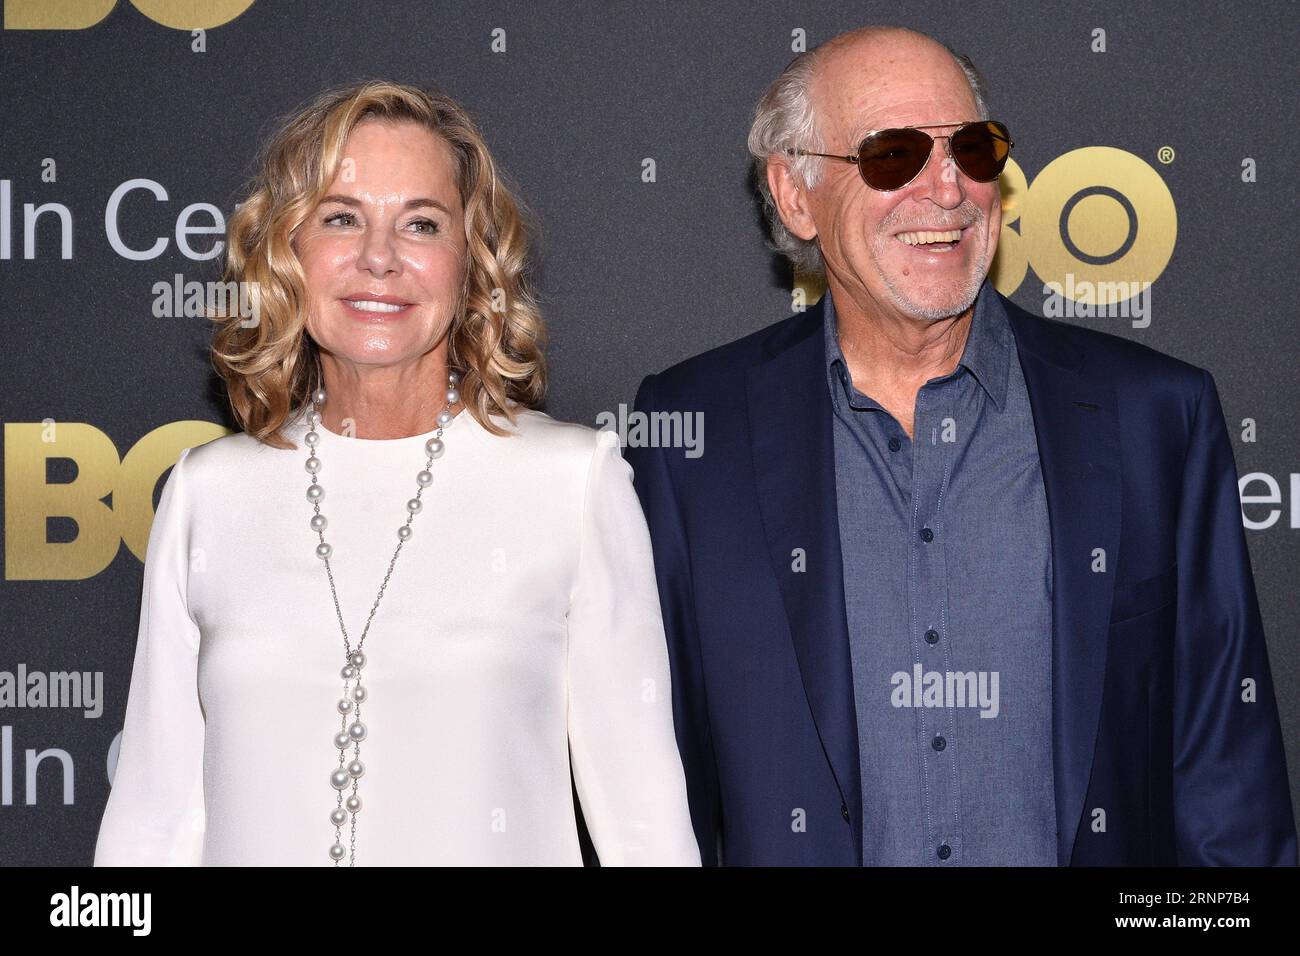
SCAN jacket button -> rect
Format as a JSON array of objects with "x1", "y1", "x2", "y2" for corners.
[{"x1": 840, "y1": 802, "x2": 851, "y2": 823}]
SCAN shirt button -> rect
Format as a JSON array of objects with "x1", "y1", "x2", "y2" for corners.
[
  {"x1": 888, "y1": 436, "x2": 901, "y2": 452},
  {"x1": 925, "y1": 628, "x2": 940, "y2": 645},
  {"x1": 937, "y1": 843, "x2": 952, "y2": 860},
  {"x1": 920, "y1": 527, "x2": 934, "y2": 543},
  {"x1": 932, "y1": 735, "x2": 946, "y2": 752}
]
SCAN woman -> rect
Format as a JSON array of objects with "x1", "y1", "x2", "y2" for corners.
[{"x1": 92, "y1": 80, "x2": 701, "y2": 866}]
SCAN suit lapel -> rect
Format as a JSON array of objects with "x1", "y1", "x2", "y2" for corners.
[
  {"x1": 745, "y1": 299, "x2": 863, "y2": 864},
  {"x1": 1004, "y1": 297, "x2": 1121, "y2": 866}
]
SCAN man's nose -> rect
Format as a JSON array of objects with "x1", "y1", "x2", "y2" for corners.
[{"x1": 913, "y1": 135, "x2": 965, "y2": 199}]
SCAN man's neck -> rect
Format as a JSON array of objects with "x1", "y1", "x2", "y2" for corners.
[{"x1": 827, "y1": 276, "x2": 974, "y2": 438}]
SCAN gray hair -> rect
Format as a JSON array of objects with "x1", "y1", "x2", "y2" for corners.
[{"x1": 747, "y1": 42, "x2": 990, "y2": 275}]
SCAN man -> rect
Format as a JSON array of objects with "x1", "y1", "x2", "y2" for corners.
[{"x1": 625, "y1": 25, "x2": 1296, "y2": 865}]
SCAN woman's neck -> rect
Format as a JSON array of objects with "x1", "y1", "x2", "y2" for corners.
[{"x1": 314, "y1": 352, "x2": 452, "y2": 439}]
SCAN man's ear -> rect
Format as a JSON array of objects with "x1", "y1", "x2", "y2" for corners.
[{"x1": 766, "y1": 158, "x2": 818, "y2": 242}]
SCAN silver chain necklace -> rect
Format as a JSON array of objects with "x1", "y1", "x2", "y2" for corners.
[{"x1": 301, "y1": 370, "x2": 460, "y2": 866}]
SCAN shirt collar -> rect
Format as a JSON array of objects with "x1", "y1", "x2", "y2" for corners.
[{"x1": 822, "y1": 278, "x2": 1011, "y2": 412}]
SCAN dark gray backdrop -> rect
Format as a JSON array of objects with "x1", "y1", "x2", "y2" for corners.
[{"x1": 0, "y1": 0, "x2": 1296, "y2": 865}]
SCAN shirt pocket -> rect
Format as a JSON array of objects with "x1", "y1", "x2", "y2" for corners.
[{"x1": 1109, "y1": 563, "x2": 1178, "y2": 625}]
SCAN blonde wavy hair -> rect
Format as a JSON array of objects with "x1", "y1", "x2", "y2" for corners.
[{"x1": 210, "y1": 79, "x2": 547, "y2": 449}]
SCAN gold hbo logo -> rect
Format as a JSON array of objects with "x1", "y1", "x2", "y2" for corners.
[
  {"x1": 991, "y1": 146, "x2": 1177, "y2": 304},
  {"x1": 4, "y1": 0, "x2": 255, "y2": 29},
  {"x1": 4, "y1": 421, "x2": 229, "y2": 580}
]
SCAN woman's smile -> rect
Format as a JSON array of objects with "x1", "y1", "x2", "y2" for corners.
[{"x1": 340, "y1": 293, "x2": 417, "y2": 320}]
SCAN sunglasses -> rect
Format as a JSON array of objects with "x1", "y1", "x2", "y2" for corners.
[{"x1": 786, "y1": 120, "x2": 1014, "y2": 191}]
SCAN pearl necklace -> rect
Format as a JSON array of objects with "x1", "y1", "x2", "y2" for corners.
[{"x1": 302, "y1": 371, "x2": 460, "y2": 866}]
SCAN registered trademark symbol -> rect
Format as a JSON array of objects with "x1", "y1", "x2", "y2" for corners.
[{"x1": 1157, "y1": 146, "x2": 1175, "y2": 164}]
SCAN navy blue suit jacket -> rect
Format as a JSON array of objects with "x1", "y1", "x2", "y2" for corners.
[{"x1": 626, "y1": 290, "x2": 1297, "y2": 866}]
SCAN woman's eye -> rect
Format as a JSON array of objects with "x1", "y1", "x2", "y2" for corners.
[
  {"x1": 323, "y1": 211, "x2": 357, "y2": 227},
  {"x1": 408, "y1": 218, "x2": 440, "y2": 235}
]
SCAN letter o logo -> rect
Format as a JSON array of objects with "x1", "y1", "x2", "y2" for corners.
[{"x1": 993, "y1": 147, "x2": 1177, "y2": 304}]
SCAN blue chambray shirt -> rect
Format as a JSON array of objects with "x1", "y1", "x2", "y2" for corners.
[{"x1": 824, "y1": 279, "x2": 1057, "y2": 865}]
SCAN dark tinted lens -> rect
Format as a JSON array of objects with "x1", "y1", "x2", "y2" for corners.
[
  {"x1": 857, "y1": 128, "x2": 933, "y2": 190},
  {"x1": 949, "y1": 121, "x2": 1011, "y2": 181}
]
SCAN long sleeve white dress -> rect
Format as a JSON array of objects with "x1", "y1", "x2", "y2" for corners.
[{"x1": 92, "y1": 403, "x2": 701, "y2": 866}]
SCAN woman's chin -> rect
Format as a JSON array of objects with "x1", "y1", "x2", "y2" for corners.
[{"x1": 318, "y1": 338, "x2": 427, "y2": 367}]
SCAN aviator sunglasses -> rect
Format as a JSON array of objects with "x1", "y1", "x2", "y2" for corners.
[{"x1": 786, "y1": 120, "x2": 1014, "y2": 191}]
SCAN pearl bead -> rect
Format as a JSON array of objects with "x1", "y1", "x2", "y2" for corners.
[
  {"x1": 305, "y1": 430, "x2": 320, "y2": 447},
  {"x1": 347, "y1": 759, "x2": 365, "y2": 778},
  {"x1": 448, "y1": 371, "x2": 460, "y2": 386},
  {"x1": 308, "y1": 409, "x2": 322, "y2": 426},
  {"x1": 348, "y1": 721, "x2": 367, "y2": 741},
  {"x1": 330, "y1": 768, "x2": 352, "y2": 790},
  {"x1": 437, "y1": 409, "x2": 452, "y2": 425},
  {"x1": 307, "y1": 484, "x2": 324, "y2": 502},
  {"x1": 313, "y1": 388, "x2": 327, "y2": 405},
  {"x1": 417, "y1": 470, "x2": 433, "y2": 487},
  {"x1": 425, "y1": 438, "x2": 444, "y2": 459},
  {"x1": 352, "y1": 685, "x2": 367, "y2": 703},
  {"x1": 446, "y1": 388, "x2": 459, "y2": 405},
  {"x1": 341, "y1": 664, "x2": 356, "y2": 680},
  {"x1": 334, "y1": 731, "x2": 350, "y2": 749},
  {"x1": 346, "y1": 794, "x2": 362, "y2": 813},
  {"x1": 311, "y1": 514, "x2": 327, "y2": 532},
  {"x1": 397, "y1": 525, "x2": 412, "y2": 541},
  {"x1": 337, "y1": 697, "x2": 354, "y2": 714},
  {"x1": 315, "y1": 542, "x2": 332, "y2": 559},
  {"x1": 329, "y1": 843, "x2": 346, "y2": 860},
  {"x1": 406, "y1": 498, "x2": 422, "y2": 514},
  {"x1": 330, "y1": 808, "x2": 347, "y2": 826},
  {"x1": 305, "y1": 456, "x2": 321, "y2": 474},
  {"x1": 350, "y1": 651, "x2": 367, "y2": 669}
]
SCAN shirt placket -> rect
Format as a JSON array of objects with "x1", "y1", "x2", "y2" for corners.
[{"x1": 909, "y1": 382, "x2": 960, "y2": 865}]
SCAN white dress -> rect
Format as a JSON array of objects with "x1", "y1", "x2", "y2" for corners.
[{"x1": 92, "y1": 403, "x2": 701, "y2": 866}]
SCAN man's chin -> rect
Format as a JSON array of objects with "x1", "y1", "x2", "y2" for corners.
[
  {"x1": 865, "y1": 250, "x2": 984, "y2": 316},
  {"x1": 886, "y1": 284, "x2": 982, "y2": 322}
]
